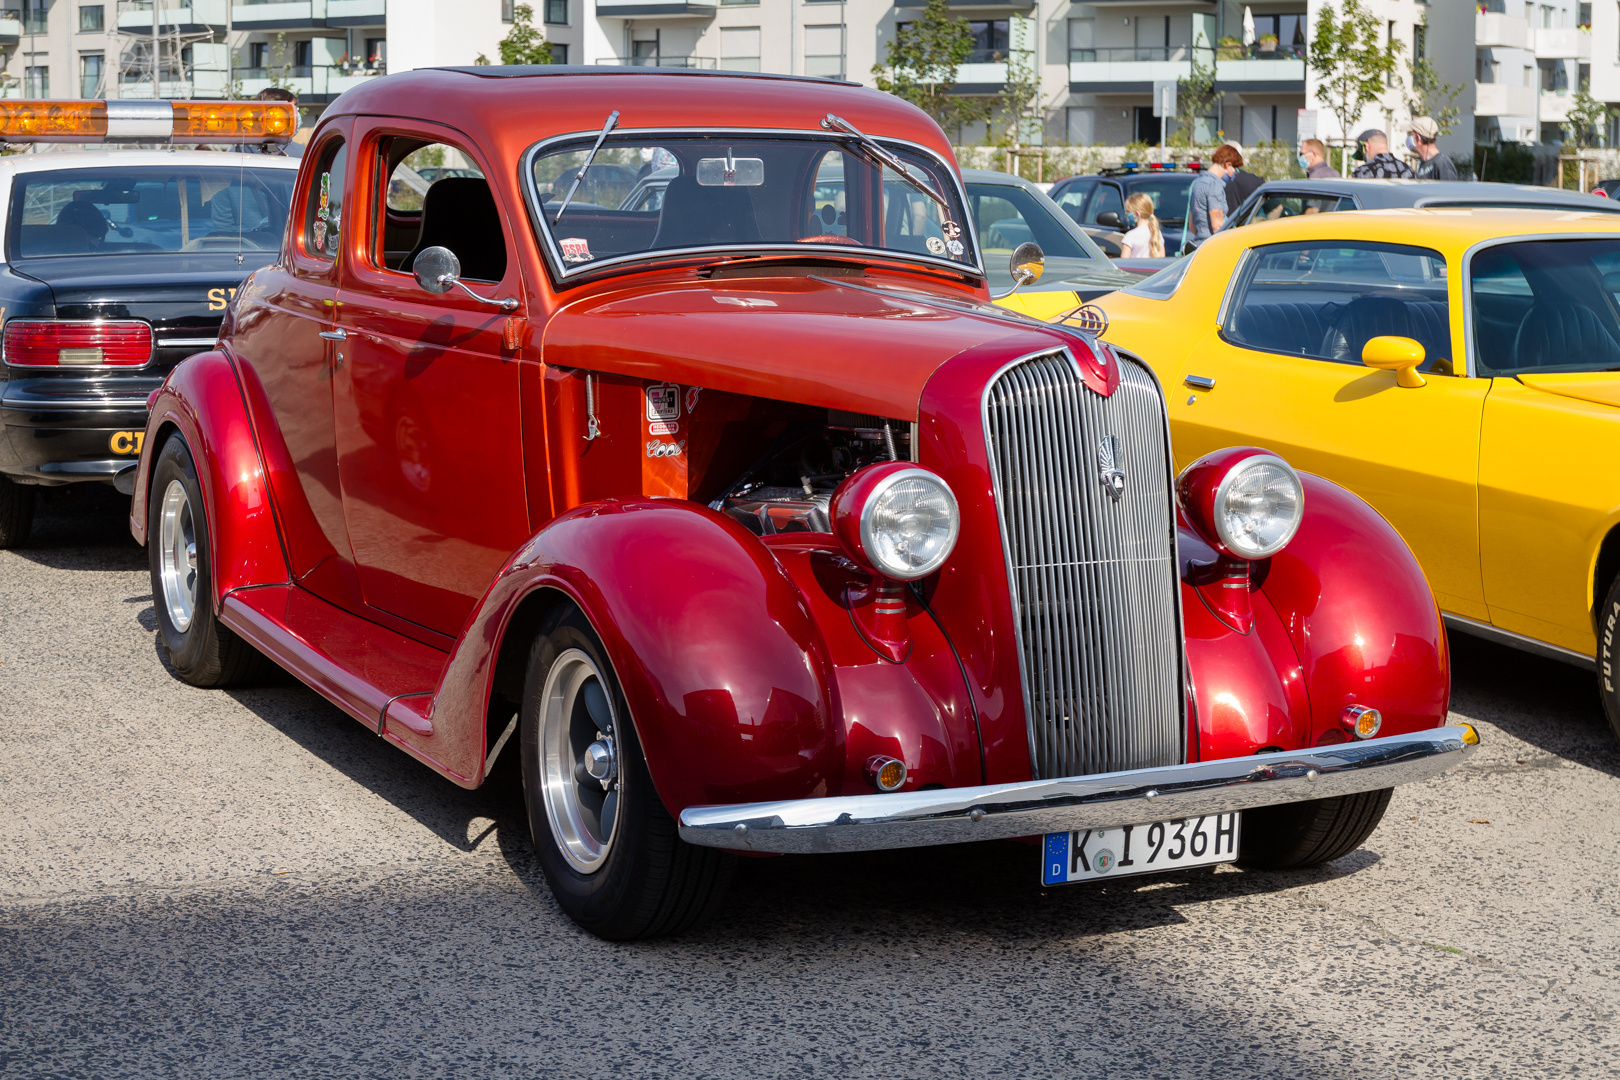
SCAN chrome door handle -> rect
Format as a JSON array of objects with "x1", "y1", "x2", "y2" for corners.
[
  {"x1": 319, "y1": 329, "x2": 348, "y2": 341},
  {"x1": 1184, "y1": 375, "x2": 1216, "y2": 390}
]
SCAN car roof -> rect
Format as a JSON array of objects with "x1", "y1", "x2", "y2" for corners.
[
  {"x1": 1244, "y1": 177, "x2": 1617, "y2": 212},
  {"x1": 1202, "y1": 205, "x2": 1620, "y2": 258},
  {"x1": 0, "y1": 148, "x2": 301, "y2": 177},
  {"x1": 961, "y1": 168, "x2": 1037, "y2": 188}
]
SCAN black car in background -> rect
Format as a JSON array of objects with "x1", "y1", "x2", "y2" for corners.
[
  {"x1": 0, "y1": 151, "x2": 299, "y2": 547},
  {"x1": 1047, "y1": 167, "x2": 1199, "y2": 257}
]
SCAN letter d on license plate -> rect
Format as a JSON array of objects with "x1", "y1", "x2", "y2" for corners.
[{"x1": 1042, "y1": 814, "x2": 1240, "y2": 886}]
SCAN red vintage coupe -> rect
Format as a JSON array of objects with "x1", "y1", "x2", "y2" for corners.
[{"x1": 129, "y1": 67, "x2": 1475, "y2": 939}]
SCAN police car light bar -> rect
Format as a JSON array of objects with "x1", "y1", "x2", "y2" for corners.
[{"x1": 0, "y1": 100, "x2": 297, "y2": 144}]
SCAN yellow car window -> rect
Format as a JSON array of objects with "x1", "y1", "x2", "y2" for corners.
[
  {"x1": 1227, "y1": 240, "x2": 1452, "y2": 373},
  {"x1": 1470, "y1": 239, "x2": 1620, "y2": 375}
]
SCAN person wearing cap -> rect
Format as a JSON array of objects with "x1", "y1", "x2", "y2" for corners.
[
  {"x1": 1408, "y1": 117, "x2": 1457, "y2": 181},
  {"x1": 1222, "y1": 139, "x2": 1265, "y2": 213},
  {"x1": 1298, "y1": 138, "x2": 1340, "y2": 179},
  {"x1": 1350, "y1": 129, "x2": 1414, "y2": 179},
  {"x1": 234, "y1": 87, "x2": 304, "y2": 157}
]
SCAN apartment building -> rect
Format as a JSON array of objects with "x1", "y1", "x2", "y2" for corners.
[{"x1": 1475, "y1": 0, "x2": 1590, "y2": 145}]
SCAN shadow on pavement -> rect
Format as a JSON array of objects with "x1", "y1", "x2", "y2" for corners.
[
  {"x1": 6, "y1": 483, "x2": 143, "y2": 571},
  {"x1": 1447, "y1": 629, "x2": 1619, "y2": 778}
]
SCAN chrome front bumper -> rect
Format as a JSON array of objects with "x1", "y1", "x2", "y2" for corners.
[{"x1": 678, "y1": 725, "x2": 1478, "y2": 854}]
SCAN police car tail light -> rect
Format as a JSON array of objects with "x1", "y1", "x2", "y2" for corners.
[
  {"x1": 0, "y1": 100, "x2": 295, "y2": 145},
  {"x1": 4, "y1": 320, "x2": 153, "y2": 367}
]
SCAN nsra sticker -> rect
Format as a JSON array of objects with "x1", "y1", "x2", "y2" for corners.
[
  {"x1": 560, "y1": 237, "x2": 593, "y2": 263},
  {"x1": 646, "y1": 383, "x2": 680, "y2": 423},
  {"x1": 947, "y1": 239, "x2": 964, "y2": 257},
  {"x1": 925, "y1": 236, "x2": 946, "y2": 256}
]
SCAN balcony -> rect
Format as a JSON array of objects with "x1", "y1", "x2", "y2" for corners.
[
  {"x1": 594, "y1": 0, "x2": 716, "y2": 18},
  {"x1": 236, "y1": 63, "x2": 385, "y2": 98},
  {"x1": 231, "y1": 0, "x2": 326, "y2": 28},
  {"x1": 956, "y1": 61, "x2": 1007, "y2": 90},
  {"x1": 1533, "y1": 28, "x2": 1590, "y2": 59},
  {"x1": 117, "y1": 0, "x2": 228, "y2": 29},
  {"x1": 1476, "y1": 11, "x2": 1528, "y2": 49},
  {"x1": 1475, "y1": 81, "x2": 1536, "y2": 116},
  {"x1": 0, "y1": 11, "x2": 19, "y2": 43},
  {"x1": 326, "y1": 0, "x2": 382, "y2": 23},
  {"x1": 1540, "y1": 91, "x2": 1572, "y2": 122},
  {"x1": 1069, "y1": 46, "x2": 1193, "y2": 91},
  {"x1": 593, "y1": 56, "x2": 718, "y2": 67}
]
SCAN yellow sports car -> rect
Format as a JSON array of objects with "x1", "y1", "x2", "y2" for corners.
[{"x1": 1086, "y1": 208, "x2": 1620, "y2": 739}]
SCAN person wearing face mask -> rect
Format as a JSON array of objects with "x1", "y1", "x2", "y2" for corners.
[
  {"x1": 1221, "y1": 140, "x2": 1264, "y2": 214},
  {"x1": 1408, "y1": 117, "x2": 1458, "y2": 180},
  {"x1": 1350, "y1": 129, "x2": 1415, "y2": 178},
  {"x1": 1298, "y1": 138, "x2": 1339, "y2": 179},
  {"x1": 1119, "y1": 192, "x2": 1164, "y2": 258}
]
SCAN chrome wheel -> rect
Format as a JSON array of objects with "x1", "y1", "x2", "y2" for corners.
[
  {"x1": 157, "y1": 479, "x2": 197, "y2": 633},
  {"x1": 540, "y1": 647, "x2": 622, "y2": 874}
]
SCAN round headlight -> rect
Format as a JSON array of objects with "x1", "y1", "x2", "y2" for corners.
[
  {"x1": 1211, "y1": 454, "x2": 1304, "y2": 558},
  {"x1": 832, "y1": 464, "x2": 960, "y2": 580}
]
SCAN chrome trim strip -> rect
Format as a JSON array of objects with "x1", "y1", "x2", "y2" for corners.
[
  {"x1": 156, "y1": 337, "x2": 218, "y2": 348},
  {"x1": 1442, "y1": 612, "x2": 1595, "y2": 671},
  {"x1": 517, "y1": 125, "x2": 984, "y2": 284},
  {"x1": 679, "y1": 725, "x2": 1478, "y2": 853}
]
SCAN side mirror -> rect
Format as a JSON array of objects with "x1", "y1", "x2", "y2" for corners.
[
  {"x1": 412, "y1": 246, "x2": 462, "y2": 295},
  {"x1": 1361, "y1": 335, "x2": 1427, "y2": 388},
  {"x1": 1095, "y1": 210, "x2": 1124, "y2": 229},
  {"x1": 1010, "y1": 241, "x2": 1045, "y2": 287}
]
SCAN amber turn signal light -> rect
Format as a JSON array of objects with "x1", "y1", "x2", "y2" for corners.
[
  {"x1": 864, "y1": 755, "x2": 907, "y2": 793},
  {"x1": 1341, "y1": 704, "x2": 1382, "y2": 740}
]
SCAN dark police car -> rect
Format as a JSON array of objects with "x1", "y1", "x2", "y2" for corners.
[{"x1": 0, "y1": 99, "x2": 299, "y2": 547}]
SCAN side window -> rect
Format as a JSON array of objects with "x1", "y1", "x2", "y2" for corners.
[
  {"x1": 1051, "y1": 178, "x2": 1094, "y2": 223},
  {"x1": 1246, "y1": 193, "x2": 1347, "y2": 226},
  {"x1": 371, "y1": 136, "x2": 505, "y2": 283},
  {"x1": 1226, "y1": 241, "x2": 1453, "y2": 374},
  {"x1": 302, "y1": 137, "x2": 345, "y2": 261},
  {"x1": 1084, "y1": 183, "x2": 1123, "y2": 224}
]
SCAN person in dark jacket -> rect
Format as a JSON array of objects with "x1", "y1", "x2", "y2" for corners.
[
  {"x1": 1408, "y1": 117, "x2": 1459, "y2": 180},
  {"x1": 1222, "y1": 141, "x2": 1265, "y2": 213},
  {"x1": 1350, "y1": 130, "x2": 1415, "y2": 178}
]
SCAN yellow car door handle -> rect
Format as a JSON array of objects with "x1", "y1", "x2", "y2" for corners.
[{"x1": 1185, "y1": 375, "x2": 1216, "y2": 390}]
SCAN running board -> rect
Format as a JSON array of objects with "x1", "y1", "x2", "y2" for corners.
[
  {"x1": 1442, "y1": 612, "x2": 1595, "y2": 672},
  {"x1": 221, "y1": 584, "x2": 449, "y2": 736}
]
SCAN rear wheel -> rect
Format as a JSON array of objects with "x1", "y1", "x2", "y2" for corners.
[
  {"x1": 521, "y1": 604, "x2": 733, "y2": 940},
  {"x1": 1238, "y1": 788, "x2": 1392, "y2": 869},
  {"x1": 0, "y1": 474, "x2": 35, "y2": 549},
  {"x1": 1595, "y1": 576, "x2": 1620, "y2": 743},
  {"x1": 148, "y1": 435, "x2": 268, "y2": 687}
]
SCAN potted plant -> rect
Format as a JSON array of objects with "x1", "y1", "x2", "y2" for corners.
[
  {"x1": 1217, "y1": 35, "x2": 1245, "y2": 60},
  {"x1": 1258, "y1": 33, "x2": 1279, "y2": 53}
]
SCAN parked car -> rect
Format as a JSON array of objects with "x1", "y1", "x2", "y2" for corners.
[
  {"x1": 1092, "y1": 207, "x2": 1620, "y2": 742},
  {"x1": 131, "y1": 68, "x2": 1474, "y2": 940},
  {"x1": 1589, "y1": 179, "x2": 1620, "y2": 199},
  {"x1": 1222, "y1": 178, "x2": 1620, "y2": 232},
  {"x1": 0, "y1": 102, "x2": 301, "y2": 548},
  {"x1": 960, "y1": 169, "x2": 1139, "y2": 300},
  {"x1": 1048, "y1": 167, "x2": 1199, "y2": 258}
]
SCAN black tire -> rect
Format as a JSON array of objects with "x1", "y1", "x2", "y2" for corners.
[
  {"x1": 521, "y1": 604, "x2": 733, "y2": 940},
  {"x1": 147, "y1": 435, "x2": 269, "y2": 688},
  {"x1": 1596, "y1": 575, "x2": 1620, "y2": 743},
  {"x1": 0, "y1": 474, "x2": 35, "y2": 549},
  {"x1": 1238, "y1": 788, "x2": 1392, "y2": 869}
]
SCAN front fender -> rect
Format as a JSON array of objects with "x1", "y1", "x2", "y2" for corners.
[
  {"x1": 128, "y1": 349, "x2": 288, "y2": 609},
  {"x1": 433, "y1": 499, "x2": 842, "y2": 812}
]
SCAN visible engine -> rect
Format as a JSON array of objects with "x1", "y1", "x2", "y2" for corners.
[{"x1": 715, "y1": 411, "x2": 912, "y2": 536}]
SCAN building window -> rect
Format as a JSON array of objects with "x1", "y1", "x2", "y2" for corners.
[
  {"x1": 1065, "y1": 105, "x2": 1094, "y2": 145},
  {"x1": 365, "y1": 38, "x2": 385, "y2": 68},
  {"x1": 501, "y1": 0, "x2": 514, "y2": 21},
  {"x1": 803, "y1": 23, "x2": 844, "y2": 79},
  {"x1": 79, "y1": 5, "x2": 103, "y2": 31},
  {"x1": 720, "y1": 0, "x2": 759, "y2": 6},
  {"x1": 721, "y1": 26, "x2": 760, "y2": 71},
  {"x1": 24, "y1": 65, "x2": 48, "y2": 96},
  {"x1": 1579, "y1": 2, "x2": 1591, "y2": 28},
  {"x1": 1067, "y1": 18, "x2": 1094, "y2": 62},
  {"x1": 544, "y1": 0, "x2": 566, "y2": 25},
  {"x1": 79, "y1": 53, "x2": 101, "y2": 95},
  {"x1": 1541, "y1": 4, "x2": 1553, "y2": 28},
  {"x1": 294, "y1": 39, "x2": 312, "y2": 71},
  {"x1": 22, "y1": 0, "x2": 46, "y2": 33},
  {"x1": 1540, "y1": 59, "x2": 1557, "y2": 91},
  {"x1": 966, "y1": 20, "x2": 1008, "y2": 64},
  {"x1": 1413, "y1": 23, "x2": 1425, "y2": 62},
  {"x1": 550, "y1": 42, "x2": 567, "y2": 64}
]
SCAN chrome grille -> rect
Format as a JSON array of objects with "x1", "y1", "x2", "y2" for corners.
[{"x1": 984, "y1": 350, "x2": 1183, "y2": 779}]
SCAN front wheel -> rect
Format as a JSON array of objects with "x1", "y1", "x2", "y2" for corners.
[
  {"x1": 147, "y1": 435, "x2": 268, "y2": 687},
  {"x1": 1238, "y1": 788, "x2": 1392, "y2": 869},
  {"x1": 1596, "y1": 575, "x2": 1620, "y2": 743},
  {"x1": 521, "y1": 604, "x2": 733, "y2": 940},
  {"x1": 0, "y1": 474, "x2": 35, "y2": 548}
]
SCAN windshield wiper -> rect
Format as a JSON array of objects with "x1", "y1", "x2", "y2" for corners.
[
  {"x1": 553, "y1": 110, "x2": 620, "y2": 225},
  {"x1": 820, "y1": 113, "x2": 950, "y2": 215}
]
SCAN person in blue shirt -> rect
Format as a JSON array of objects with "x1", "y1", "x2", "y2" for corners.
[{"x1": 1186, "y1": 144, "x2": 1238, "y2": 249}]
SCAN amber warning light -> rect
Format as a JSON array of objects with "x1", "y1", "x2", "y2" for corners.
[{"x1": 0, "y1": 100, "x2": 296, "y2": 144}]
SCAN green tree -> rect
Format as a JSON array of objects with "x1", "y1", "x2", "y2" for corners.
[
  {"x1": 872, "y1": 0, "x2": 987, "y2": 135},
  {"x1": 1173, "y1": 53, "x2": 1220, "y2": 147},
  {"x1": 1307, "y1": 0, "x2": 1404, "y2": 173},
  {"x1": 1405, "y1": 12, "x2": 1462, "y2": 136},
  {"x1": 499, "y1": 4, "x2": 553, "y2": 66},
  {"x1": 1564, "y1": 89, "x2": 1612, "y2": 149},
  {"x1": 996, "y1": 15, "x2": 1042, "y2": 154}
]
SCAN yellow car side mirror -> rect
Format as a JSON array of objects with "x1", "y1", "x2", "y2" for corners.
[{"x1": 1361, "y1": 335, "x2": 1427, "y2": 388}]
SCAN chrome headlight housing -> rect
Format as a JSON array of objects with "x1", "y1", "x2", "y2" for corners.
[
  {"x1": 1210, "y1": 454, "x2": 1304, "y2": 559},
  {"x1": 832, "y1": 463, "x2": 960, "y2": 580}
]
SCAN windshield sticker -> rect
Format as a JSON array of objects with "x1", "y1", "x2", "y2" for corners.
[
  {"x1": 943, "y1": 220, "x2": 962, "y2": 240},
  {"x1": 947, "y1": 239, "x2": 964, "y2": 257},
  {"x1": 926, "y1": 237, "x2": 946, "y2": 256},
  {"x1": 560, "y1": 237, "x2": 593, "y2": 263},
  {"x1": 684, "y1": 386, "x2": 702, "y2": 413}
]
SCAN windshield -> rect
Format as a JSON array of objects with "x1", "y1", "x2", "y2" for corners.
[
  {"x1": 1471, "y1": 238, "x2": 1620, "y2": 375},
  {"x1": 1122, "y1": 177, "x2": 1193, "y2": 223},
  {"x1": 8, "y1": 165, "x2": 295, "y2": 259},
  {"x1": 528, "y1": 134, "x2": 976, "y2": 276},
  {"x1": 964, "y1": 181, "x2": 1106, "y2": 291}
]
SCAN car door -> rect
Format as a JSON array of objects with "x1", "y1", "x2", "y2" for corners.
[
  {"x1": 1050, "y1": 178, "x2": 1094, "y2": 224},
  {"x1": 330, "y1": 120, "x2": 531, "y2": 641},
  {"x1": 1170, "y1": 238, "x2": 1491, "y2": 621},
  {"x1": 1472, "y1": 238, "x2": 1620, "y2": 656},
  {"x1": 229, "y1": 123, "x2": 364, "y2": 610}
]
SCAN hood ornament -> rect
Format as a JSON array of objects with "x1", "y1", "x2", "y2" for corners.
[{"x1": 1098, "y1": 436, "x2": 1125, "y2": 502}]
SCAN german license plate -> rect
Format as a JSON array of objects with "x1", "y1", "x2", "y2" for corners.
[{"x1": 1042, "y1": 814, "x2": 1240, "y2": 886}]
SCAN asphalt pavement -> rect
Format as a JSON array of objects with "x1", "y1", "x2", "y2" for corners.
[{"x1": 2, "y1": 485, "x2": 1617, "y2": 1079}]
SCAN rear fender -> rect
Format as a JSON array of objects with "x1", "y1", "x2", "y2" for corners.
[
  {"x1": 129, "y1": 349, "x2": 288, "y2": 609},
  {"x1": 431, "y1": 499, "x2": 843, "y2": 812}
]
